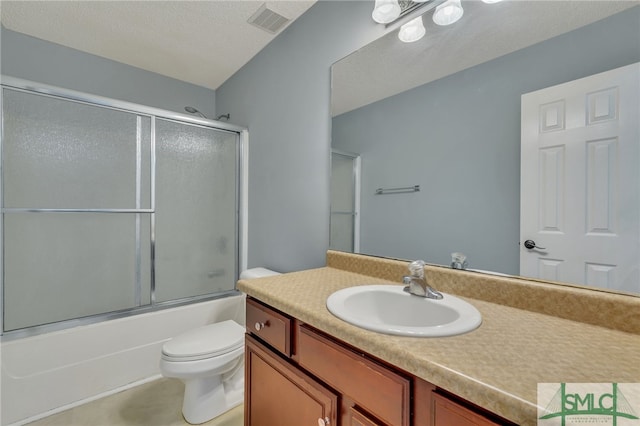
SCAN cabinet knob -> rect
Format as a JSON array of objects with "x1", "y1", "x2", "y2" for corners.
[
  {"x1": 254, "y1": 321, "x2": 268, "y2": 331},
  {"x1": 317, "y1": 417, "x2": 330, "y2": 426}
]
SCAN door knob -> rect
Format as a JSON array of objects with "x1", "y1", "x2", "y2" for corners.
[{"x1": 524, "y1": 239, "x2": 546, "y2": 250}]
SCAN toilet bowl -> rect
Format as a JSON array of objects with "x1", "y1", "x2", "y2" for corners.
[
  {"x1": 160, "y1": 320, "x2": 245, "y2": 424},
  {"x1": 160, "y1": 267, "x2": 280, "y2": 424}
]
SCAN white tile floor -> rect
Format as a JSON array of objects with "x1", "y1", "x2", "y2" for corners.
[{"x1": 27, "y1": 378, "x2": 243, "y2": 426}]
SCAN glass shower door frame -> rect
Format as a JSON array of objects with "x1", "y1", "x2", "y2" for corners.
[{"x1": 0, "y1": 76, "x2": 248, "y2": 338}]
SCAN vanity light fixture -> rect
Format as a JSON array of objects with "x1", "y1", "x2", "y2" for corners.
[
  {"x1": 398, "y1": 16, "x2": 426, "y2": 43},
  {"x1": 432, "y1": 0, "x2": 464, "y2": 26},
  {"x1": 372, "y1": 0, "x2": 402, "y2": 24},
  {"x1": 376, "y1": 0, "x2": 500, "y2": 43}
]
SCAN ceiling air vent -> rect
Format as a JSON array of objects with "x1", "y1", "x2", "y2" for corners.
[{"x1": 248, "y1": 3, "x2": 289, "y2": 34}]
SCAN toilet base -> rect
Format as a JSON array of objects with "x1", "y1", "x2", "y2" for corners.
[{"x1": 180, "y1": 360, "x2": 245, "y2": 424}]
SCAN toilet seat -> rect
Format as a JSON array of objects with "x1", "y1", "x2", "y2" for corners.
[{"x1": 162, "y1": 320, "x2": 245, "y2": 362}]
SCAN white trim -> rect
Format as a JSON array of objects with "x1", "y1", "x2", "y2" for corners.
[
  {"x1": 353, "y1": 155, "x2": 362, "y2": 253},
  {"x1": 0, "y1": 85, "x2": 4, "y2": 336}
]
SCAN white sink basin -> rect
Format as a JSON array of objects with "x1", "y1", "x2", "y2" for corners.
[{"x1": 326, "y1": 285, "x2": 482, "y2": 337}]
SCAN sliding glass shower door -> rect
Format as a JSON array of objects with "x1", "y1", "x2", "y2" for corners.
[
  {"x1": 1, "y1": 82, "x2": 240, "y2": 334},
  {"x1": 154, "y1": 119, "x2": 238, "y2": 303}
]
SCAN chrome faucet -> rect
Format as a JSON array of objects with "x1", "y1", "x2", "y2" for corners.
[{"x1": 402, "y1": 260, "x2": 443, "y2": 300}]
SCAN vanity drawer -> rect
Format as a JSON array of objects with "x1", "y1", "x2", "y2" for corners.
[
  {"x1": 246, "y1": 298, "x2": 292, "y2": 356},
  {"x1": 296, "y1": 324, "x2": 410, "y2": 426}
]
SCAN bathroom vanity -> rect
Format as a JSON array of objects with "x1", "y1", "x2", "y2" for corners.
[
  {"x1": 239, "y1": 251, "x2": 640, "y2": 426},
  {"x1": 245, "y1": 297, "x2": 509, "y2": 425}
]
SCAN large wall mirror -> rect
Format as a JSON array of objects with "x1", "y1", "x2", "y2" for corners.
[{"x1": 330, "y1": 1, "x2": 640, "y2": 296}]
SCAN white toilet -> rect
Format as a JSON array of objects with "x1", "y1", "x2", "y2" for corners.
[{"x1": 160, "y1": 267, "x2": 280, "y2": 424}]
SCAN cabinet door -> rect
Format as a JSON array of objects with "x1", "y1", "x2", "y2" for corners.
[
  {"x1": 347, "y1": 406, "x2": 384, "y2": 426},
  {"x1": 245, "y1": 335, "x2": 338, "y2": 426},
  {"x1": 433, "y1": 392, "x2": 501, "y2": 426},
  {"x1": 296, "y1": 324, "x2": 410, "y2": 426}
]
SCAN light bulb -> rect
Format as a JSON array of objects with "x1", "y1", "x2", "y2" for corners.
[
  {"x1": 482, "y1": 0, "x2": 502, "y2": 3},
  {"x1": 432, "y1": 0, "x2": 464, "y2": 26},
  {"x1": 398, "y1": 16, "x2": 425, "y2": 43},
  {"x1": 372, "y1": 0, "x2": 401, "y2": 24}
]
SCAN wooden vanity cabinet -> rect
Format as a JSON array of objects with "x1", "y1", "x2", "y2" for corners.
[
  {"x1": 295, "y1": 323, "x2": 410, "y2": 426},
  {"x1": 245, "y1": 297, "x2": 514, "y2": 426},
  {"x1": 245, "y1": 335, "x2": 338, "y2": 426},
  {"x1": 347, "y1": 406, "x2": 385, "y2": 426},
  {"x1": 432, "y1": 392, "x2": 503, "y2": 426}
]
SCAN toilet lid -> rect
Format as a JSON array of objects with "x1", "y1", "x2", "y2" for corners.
[{"x1": 162, "y1": 320, "x2": 245, "y2": 360}]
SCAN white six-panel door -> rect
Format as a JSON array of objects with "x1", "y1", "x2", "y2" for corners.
[{"x1": 520, "y1": 62, "x2": 639, "y2": 293}]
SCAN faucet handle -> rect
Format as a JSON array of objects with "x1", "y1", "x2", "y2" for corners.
[
  {"x1": 402, "y1": 276, "x2": 412, "y2": 285},
  {"x1": 408, "y1": 260, "x2": 426, "y2": 278}
]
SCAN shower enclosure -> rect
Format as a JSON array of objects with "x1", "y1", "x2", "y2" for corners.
[
  {"x1": 0, "y1": 77, "x2": 244, "y2": 336},
  {"x1": 330, "y1": 150, "x2": 360, "y2": 253}
]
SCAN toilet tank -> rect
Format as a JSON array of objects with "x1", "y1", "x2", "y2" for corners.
[{"x1": 240, "y1": 268, "x2": 281, "y2": 280}]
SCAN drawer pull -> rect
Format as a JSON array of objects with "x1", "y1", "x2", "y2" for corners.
[
  {"x1": 246, "y1": 298, "x2": 292, "y2": 355},
  {"x1": 255, "y1": 321, "x2": 269, "y2": 331},
  {"x1": 317, "y1": 417, "x2": 330, "y2": 426}
]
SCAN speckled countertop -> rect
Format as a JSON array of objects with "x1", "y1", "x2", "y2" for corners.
[{"x1": 237, "y1": 251, "x2": 640, "y2": 426}]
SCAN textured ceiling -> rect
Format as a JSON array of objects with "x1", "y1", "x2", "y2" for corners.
[
  {"x1": 332, "y1": 1, "x2": 639, "y2": 116},
  {"x1": 3, "y1": 1, "x2": 637, "y2": 110},
  {"x1": 1, "y1": 1, "x2": 316, "y2": 90}
]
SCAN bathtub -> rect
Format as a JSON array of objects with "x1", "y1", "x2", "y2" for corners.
[{"x1": 0, "y1": 294, "x2": 246, "y2": 425}]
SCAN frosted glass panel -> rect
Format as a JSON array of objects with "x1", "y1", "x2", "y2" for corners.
[
  {"x1": 2, "y1": 89, "x2": 150, "y2": 209},
  {"x1": 331, "y1": 153, "x2": 355, "y2": 211},
  {"x1": 330, "y1": 152, "x2": 356, "y2": 252},
  {"x1": 3, "y1": 213, "x2": 150, "y2": 331},
  {"x1": 154, "y1": 120, "x2": 238, "y2": 302},
  {"x1": 139, "y1": 116, "x2": 153, "y2": 209},
  {"x1": 1, "y1": 84, "x2": 241, "y2": 333},
  {"x1": 139, "y1": 213, "x2": 153, "y2": 306},
  {"x1": 330, "y1": 213, "x2": 354, "y2": 252}
]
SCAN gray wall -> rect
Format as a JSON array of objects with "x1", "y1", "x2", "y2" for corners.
[
  {"x1": 216, "y1": 1, "x2": 386, "y2": 272},
  {"x1": 1, "y1": 25, "x2": 216, "y2": 117},
  {"x1": 332, "y1": 8, "x2": 640, "y2": 275}
]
